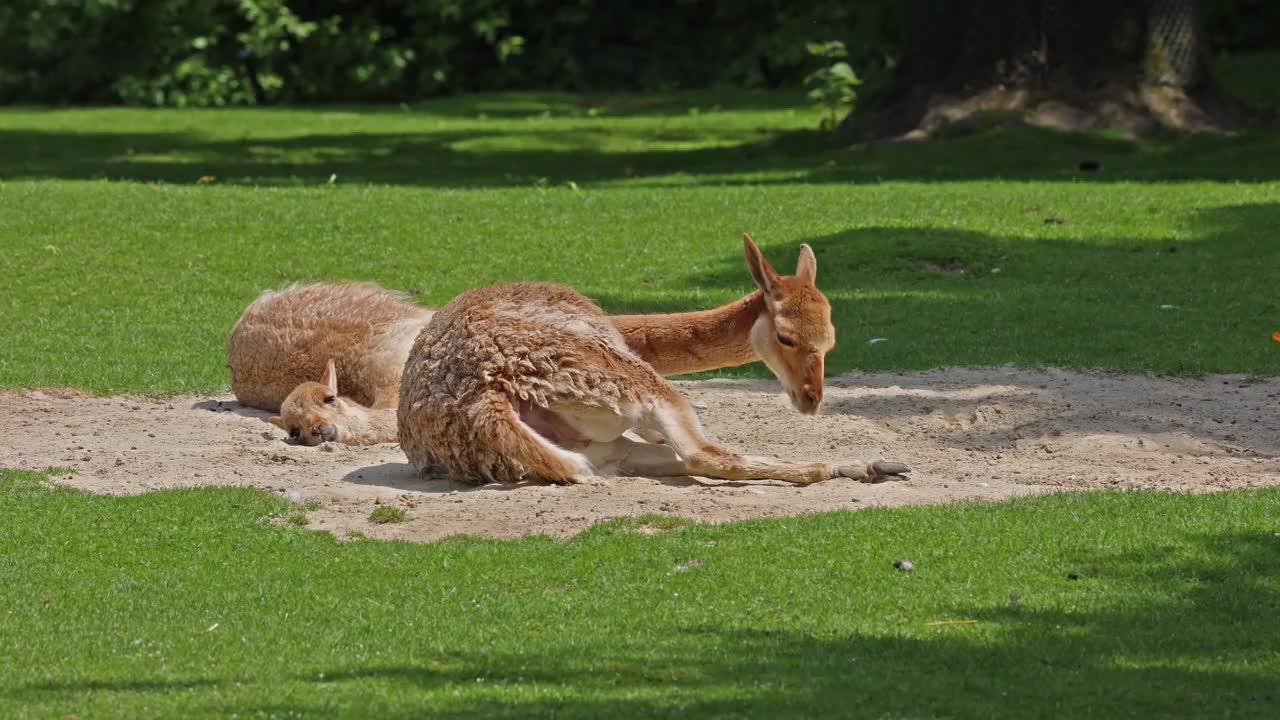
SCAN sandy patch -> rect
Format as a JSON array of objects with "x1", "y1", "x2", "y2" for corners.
[{"x1": 3, "y1": 368, "x2": 1277, "y2": 542}]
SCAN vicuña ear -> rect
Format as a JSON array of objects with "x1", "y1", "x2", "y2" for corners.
[
  {"x1": 267, "y1": 416, "x2": 287, "y2": 430},
  {"x1": 743, "y1": 233, "x2": 780, "y2": 297},
  {"x1": 321, "y1": 359, "x2": 339, "y2": 396},
  {"x1": 795, "y1": 243, "x2": 817, "y2": 285}
]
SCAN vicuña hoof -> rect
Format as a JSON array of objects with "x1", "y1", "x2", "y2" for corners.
[{"x1": 835, "y1": 460, "x2": 909, "y2": 483}]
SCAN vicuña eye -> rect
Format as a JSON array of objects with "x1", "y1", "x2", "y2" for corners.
[
  {"x1": 323, "y1": 395, "x2": 336, "y2": 404},
  {"x1": 776, "y1": 334, "x2": 795, "y2": 347}
]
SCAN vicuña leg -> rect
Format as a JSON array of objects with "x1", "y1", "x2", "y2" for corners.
[{"x1": 635, "y1": 391, "x2": 907, "y2": 485}]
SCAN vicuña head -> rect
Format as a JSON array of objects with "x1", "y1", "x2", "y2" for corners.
[
  {"x1": 268, "y1": 359, "x2": 395, "y2": 446},
  {"x1": 741, "y1": 233, "x2": 834, "y2": 414},
  {"x1": 610, "y1": 234, "x2": 836, "y2": 416}
]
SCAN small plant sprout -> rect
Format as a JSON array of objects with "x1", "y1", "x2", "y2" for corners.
[{"x1": 804, "y1": 41, "x2": 861, "y2": 132}]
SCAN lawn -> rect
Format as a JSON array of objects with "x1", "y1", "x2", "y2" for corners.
[
  {"x1": 1, "y1": 92, "x2": 1279, "y2": 394},
  {"x1": 2, "y1": 468, "x2": 1278, "y2": 719},
  {"x1": 3, "y1": 84, "x2": 1280, "y2": 719}
]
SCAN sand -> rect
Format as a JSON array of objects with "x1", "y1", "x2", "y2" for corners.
[{"x1": 3, "y1": 368, "x2": 1276, "y2": 542}]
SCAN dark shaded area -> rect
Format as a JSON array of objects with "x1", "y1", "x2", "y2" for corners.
[
  {"x1": 2, "y1": 0, "x2": 1274, "y2": 107},
  {"x1": 201, "y1": 90, "x2": 812, "y2": 119},
  {"x1": 341, "y1": 462, "x2": 544, "y2": 494},
  {"x1": 342, "y1": 463, "x2": 730, "y2": 493},
  {"x1": 11, "y1": 527, "x2": 1278, "y2": 717},
  {"x1": 15, "y1": 677, "x2": 227, "y2": 694},
  {"x1": 842, "y1": 0, "x2": 1258, "y2": 141},
  {"x1": 0, "y1": 1, "x2": 903, "y2": 105},
  {"x1": 1, "y1": 118, "x2": 1279, "y2": 188}
]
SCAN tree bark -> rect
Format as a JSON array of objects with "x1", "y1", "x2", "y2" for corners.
[{"x1": 838, "y1": 0, "x2": 1240, "y2": 143}]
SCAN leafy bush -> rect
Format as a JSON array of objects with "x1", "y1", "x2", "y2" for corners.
[
  {"x1": 0, "y1": 0, "x2": 905, "y2": 105},
  {"x1": 0, "y1": 1, "x2": 1268, "y2": 106},
  {"x1": 0, "y1": 0, "x2": 535, "y2": 105},
  {"x1": 804, "y1": 41, "x2": 861, "y2": 131}
]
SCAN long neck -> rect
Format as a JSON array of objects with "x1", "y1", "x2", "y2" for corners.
[
  {"x1": 611, "y1": 291, "x2": 763, "y2": 375},
  {"x1": 338, "y1": 403, "x2": 400, "y2": 445}
]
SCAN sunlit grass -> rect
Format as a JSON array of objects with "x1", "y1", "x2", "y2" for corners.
[
  {"x1": 2, "y1": 467, "x2": 1277, "y2": 718},
  {"x1": 2, "y1": 175, "x2": 1277, "y2": 394},
  {"x1": 2, "y1": 85, "x2": 1278, "y2": 395}
]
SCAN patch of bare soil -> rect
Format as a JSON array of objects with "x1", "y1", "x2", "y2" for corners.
[{"x1": 4, "y1": 369, "x2": 1277, "y2": 542}]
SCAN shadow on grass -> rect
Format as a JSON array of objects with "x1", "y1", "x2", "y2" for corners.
[
  {"x1": 267, "y1": 529, "x2": 1280, "y2": 717},
  {"x1": 15, "y1": 528, "x2": 1273, "y2": 718},
  {"x1": 595, "y1": 202, "x2": 1280, "y2": 376},
  {"x1": 111, "y1": 90, "x2": 811, "y2": 120},
  {"x1": 2, "y1": 106, "x2": 1279, "y2": 187},
  {"x1": 16, "y1": 677, "x2": 228, "y2": 694},
  {"x1": 0, "y1": 126, "x2": 815, "y2": 187},
  {"x1": 379, "y1": 90, "x2": 815, "y2": 119}
]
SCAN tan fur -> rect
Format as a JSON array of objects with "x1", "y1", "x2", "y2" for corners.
[
  {"x1": 266, "y1": 360, "x2": 402, "y2": 446},
  {"x1": 398, "y1": 281, "x2": 908, "y2": 486},
  {"x1": 612, "y1": 235, "x2": 836, "y2": 414},
  {"x1": 226, "y1": 281, "x2": 434, "y2": 445},
  {"x1": 232, "y1": 237, "x2": 840, "y2": 447}
]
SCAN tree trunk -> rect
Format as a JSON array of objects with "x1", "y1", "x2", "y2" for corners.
[{"x1": 838, "y1": 0, "x2": 1241, "y2": 143}]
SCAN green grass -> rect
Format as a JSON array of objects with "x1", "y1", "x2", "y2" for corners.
[
  {"x1": 3, "y1": 76, "x2": 1279, "y2": 718},
  {"x1": 369, "y1": 505, "x2": 408, "y2": 524},
  {"x1": 2, "y1": 90, "x2": 1279, "y2": 394},
  {"x1": 629, "y1": 514, "x2": 695, "y2": 532},
  {"x1": 2, "y1": 467, "x2": 1278, "y2": 718}
]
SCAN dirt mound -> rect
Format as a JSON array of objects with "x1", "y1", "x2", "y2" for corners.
[{"x1": 4, "y1": 369, "x2": 1277, "y2": 542}]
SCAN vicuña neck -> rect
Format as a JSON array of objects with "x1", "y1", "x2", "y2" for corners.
[{"x1": 611, "y1": 291, "x2": 763, "y2": 375}]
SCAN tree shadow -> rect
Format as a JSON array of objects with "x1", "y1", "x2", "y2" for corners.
[
  {"x1": 595, "y1": 201, "x2": 1279, "y2": 373},
  {"x1": 371, "y1": 90, "x2": 814, "y2": 119},
  {"x1": 10, "y1": 677, "x2": 229, "y2": 696},
  {"x1": 252, "y1": 529, "x2": 1280, "y2": 717},
  {"x1": 8, "y1": 504, "x2": 1278, "y2": 717},
  {"x1": 0, "y1": 126, "x2": 827, "y2": 187},
  {"x1": 2, "y1": 102, "x2": 1278, "y2": 187},
  {"x1": 181, "y1": 90, "x2": 811, "y2": 120}
]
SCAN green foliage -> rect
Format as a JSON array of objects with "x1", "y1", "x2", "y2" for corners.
[
  {"x1": 0, "y1": 1, "x2": 904, "y2": 105},
  {"x1": 0, "y1": 1, "x2": 1275, "y2": 106},
  {"x1": 804, "y1": 41, "x2": 862, "y2": 131}
]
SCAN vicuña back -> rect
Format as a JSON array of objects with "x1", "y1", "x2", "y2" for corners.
[{"x1": 227, "y1": 281, "x2": 434, "y2": 412}]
